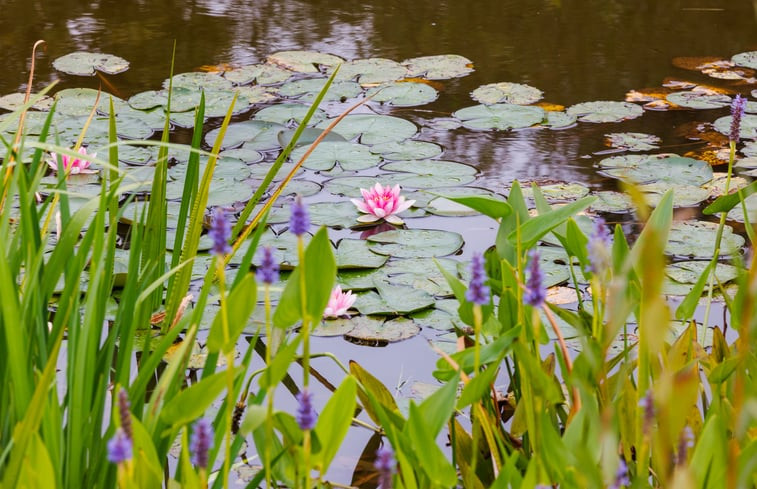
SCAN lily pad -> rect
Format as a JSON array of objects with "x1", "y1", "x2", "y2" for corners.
[
  {"x1": 345, "y1": 314, "x2": 421, "y2": 343},
  {"x1": 0, "y1": 92, "x2": 53, "y2": 111},
  {"x1": 355, "y1": 283, "x2": 434, "y2": 317},
  {"x1": 402, "y1": 54, "x2": 474, "y2": 80},
  {"x1": 367, "y1": 82, "x2": 438, "y2": 106},
  {"x1": 521, "y1": 182, "x2": 589, "y2": 202},
  {"x1": 331, "y1": 58, "x2": 408, "y2": 84},
  {"x1": 666, "y1": 91, "x2": 731, "y2": 109},
  {"x1": 638, "y1": 183, "x2": 710, "y2": 207},
  {"x1": 205, "y1": 120, "x2": 285, "y2": 151},
  {"x1": 726, "y1": 193, "x2": 757, "y2": 223},
  {"x1": 453, "y1": 103, "x2": 545, "y2": 130},
  {"x1": 222, "y1": 64, "x2": 292, "y2": 85},
  {"x1": 605, "y1": 132, "x2": 661, "y2": 152},
  {"x1": 666, "y1": 220, "x2": 745, "y2": 258},
  {"x1": 128, "y1": 87, "x2": 200, "y2": 112},
  {"x1": 381, "y1": 160, "x2": 478, "y2": 188},
  {"x1": 313, "y1": 315, "x2": 382, "y2": 337},
  {"x1": 164, "y1": 72, "x2": 233, "y2": 91},
  {"x1": 566, "y1": 101, "x2": 643, "y2": 123},
  {"x1": 367, "y1": 229, "x2": 463, "y2": 258},
  {"x1": 370, "y1": 140, "x2": 443, "y2": 160},
  {"x1": 53, "y1": 51, "x2": 129, "y2": 76},
  {"x1": 317, "y1": 114, "x2": 417, "y2": 144},
  {"x1": 664, "y1": 261, "x2": 740, "y2": 296},
  {"x1": 425, "y1": 187, "x2": 498, "y2": 216},
  {"x1": 589, "y1": 191, "x2": 634, "y2": 213},
  {"x1": 278, "y1": 78, "x2": 362, "y2": 102},
  {"x1": 335, "y1": 238, "x2": 389, "y2": 269},
  {"x1": 219, "y1": 146, "x2": 264, "y2": 164},
  {"x1": 540, "y1": 111, "x2": 578, "y2": 129},
  {"x1": 253, "y1": 103, "x2": 327, "y2": 126},
  {"x1": 732, "y1": 51, "x2": 757, "y2": 70},
  {"x1": 471, "y1": 82, "x2": 543, "y2": 105},
  {"x1": 54, "y1": 88, "x2": 131, "y2": 117},
  {"x1": 267, "y1": 50, "x2": 344, "y2": 73},
  {"x1": 713, "y1": 113, "x2": 757, "y2": 140},
  {"x1": 290, "y1": 141, "x2": 381, "y2": 171},
  {"x1": 277, "y1": 201, "x2": 362, "y2": 229},
  {"x1": 597, "y1": 154, "x2": 713, "y2": 186}
]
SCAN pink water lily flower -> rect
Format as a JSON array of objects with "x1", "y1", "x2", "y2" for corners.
[
  {"x1": 324, "y1": 286, "x2": 356, "y2": 318},
  {"x1": 47, "y1": 147, "x2": 97, "y2": 175},
  {"x1": 351, "y1": 182, "x2": 415, "y2": 225}
]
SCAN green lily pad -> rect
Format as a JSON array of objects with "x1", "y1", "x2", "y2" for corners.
[
  {"x1": 0, "y1": 92, "x2": 53, "y2": 111},
  {"x1": 267, "y1": 50, "x2": 344, "y2": 73},
  {"x1": 382, "y1": 159, "x2": 477, "y2": 180},
  {"x1": 54, "y1": 88, "x2": 131, "y2": 117},
  {"x1": 367, "y1": 229, "x2": 464, "y2": 258},
  {"x1": 566, "y1": 101, "x2": 643, "y2": 123},
  {"x1": 205, "y1": 120, "x2": 285, "y2": 151},
  {"x1": 253, "y1": 103, "x2": 327, "y2": 126},
  {"x1": 355, "y1": 282, "x2": 434, "y2": 317},
  {"x1": 453, "y1": 103, "x2": 545, "y2": 130},
  {"x1": 338, "y1": 268, "x2": 384, "y2": 291},
  {"x1": 345, "y1": 315, "x2": 421, "y2": 343},
  {"x1": 726, "y1": 193, "x2": 757, "y2": 223},
  {"x1": 370, "y1": 140, "x2": 443, "y2": 160},
  {"x1": 128, "y1": 87, "x2": 198, "y2": 112},
  {"x1": 638, "y1": 183, "x2": 710, "y2": 207},
  {"x1": 471, "y1": 82, "x2": 543, "y2": 105},
  {"x1": 278, "y1": 79, "x2": 362, "y2": 102},
  {"x1": 666, "y1": 91, "x2": 731, "y2": 109},
  {"x1": 279, "y1": 179, "x2": 322, "y2": 198},
  {"x1": 713, "y1": 113, "x2": 757, "y2": 140},
  {"x1": 313, "y1": 315, "x2": 381, "y2": 337},
  {"x1": 335, "y1": 238, "x2": 389, "y2": 269},
  {"x1": 290, "y1": 141, "x2": 380, "y2": 171},
  {"x1": 222, "y1": 64, "x2": 292, "y2": 85},
  {"x1": 589, "y1": 191, "x2": 634, "y2": 213},
  {"x1": 166, "y1": 177, "x2": 253, "y2": 206},
  {"x1": 521, "y1": 182, "x2": 589, "y2": 202},
  {"x1": 331, "y1": 58, "x2": 408, "y2": 84},
  {"x1": 277, "y1": 127, "x2": 348, "y2": 148},
  {"x1": 53, "y1": 51, "x2": 129, "y2": 76},
  {"x1": 270, "y1": 201, "x2": 362, "y2": 229},
  {"x1": 732, "y1": 51, "x2": 757, "y2": 70},
  {"x1": 402, "y1": 54, "x2": 474, "y2": 80},
  {"x1": 367, "y1": 82, "x2": 438, "y2": 106},
  {"x1": 164, "y1": 72, "x2": 233, "y2": 91},
  {"x1": 605, "y1": 132, "x2": 661, "y2": 152},
  {"x1": 168, "y1": 155, "x2": 252, "y2": 181},
  {"x1": 424, "y1": 187, "x2": 498, "y2": 216},
  {"x1": 409, "y1": 308, "x2": 457, "y2": 331},
  {"x1": 325, "y1": 170, "x2": 473, "y2": 197},
  {"x1": 666, "y1": 220, "x2": 745, "y2": 258},
  {"x1": 317, "y1": 114, "x2": 417, "y2": 144},
  {"x1": 540, "y1": 111, "x2": 577, "y2": 129},
  {"x1": 598, "y1": 154, "x2": 713, "y2": 186},
  {"x1": 219, "y1": 147, "x2": 264, "y2": 164},
  {"x1": 664, "y1": 261, "x2": 740, "y2": 296}
]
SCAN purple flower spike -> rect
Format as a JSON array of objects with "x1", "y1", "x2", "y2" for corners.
[
  {"x1": 295, "y1": 388, "x2": 317, "y2": 431},
  {"x1": 730, "y1": 94, "x2": 748, "y2": 143},
  {"x1": 374, "y1": 445, "x2": 396, "y2": 489},
  {"x1": 465, "y1": 252, "x2": 490, "y2": 305},
  {"x1": 587, "y1": 217, "x2": 613, "y2": 275},
  {"x1": 523, "y1": 249, "x2": 545, "y2": 307},
  {"x1": 209, "y1": 208, "x2": 232, "y2": 256},
  {"x1": 190, "y1": 418, "x2": 214, "y2": 469},
  {"x1": 256, "y1": 246, "x2": 279, "y2": 285},
  {"x1": 610, "y1": 458, "x2": 630, "y2": 489},
  {"x1": 107, "y1": 428, "x2": 133, "y2": 464},
  {"x1": 289, "y1": 196, "x2": 310, "y2": 237}
]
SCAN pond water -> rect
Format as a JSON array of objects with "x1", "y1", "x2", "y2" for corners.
[{"x1": 3, "y1": 0, "x2": 757, "y2": 485}]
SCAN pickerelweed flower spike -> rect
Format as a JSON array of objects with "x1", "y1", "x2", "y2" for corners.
[
  {"x1": 289, "y1": 195, "x2": 310, "y2": 236},
  {"x1": 107, "y1": 428, "x2": 133, "y2": 464},
  {"x1": 208, "y1": 208, "x2": 232, "y2": 256},
  {"x1": 256, "y1": 246, "x2": 279, "y2": 284},
  {"x1": 730, "y1": 94, "x2": 747, "y2": 143},
  {"x1": 587, "y1": 217, "x2": 613, "y2": 275},
  {"x1": 47, "y1": 146, "x2": 97, "y2": 175},
  {"x1": 523, "y1": 249, "x2": 545, "y2": 307},
  {"x1": 323, "y1": 285, "x2": 356, "y2": 318},
  {"x1": 351, "y1": 182, "x2": 415, "y2": 226},
  {"x1": 190, "y1": 418, "x2": 213, "y2": 469},
  {"x1": 374, "y1": 445, "x2": 396, "y2": 489},
  {"x1": 295, "y1": 388, "x2": 317, "y2": 430},
  {"x1": 465, "y1": 252, "x2": 490, "y2": 305},
  {"x1": 610, "y1": 459, "x2": 630, "y2": 489}
]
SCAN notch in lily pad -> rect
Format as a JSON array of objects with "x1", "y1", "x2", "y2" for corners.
[{"x1": 53, "y1": 51, "x2": 130, "y2": 76}]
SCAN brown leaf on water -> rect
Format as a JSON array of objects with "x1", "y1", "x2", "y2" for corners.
[
  {"x1": 675, "y1": 121, "x2": 729, "y2": 146},
  {"x1": 643, "y1": 99, "x2": 682, "y2": 111},
  {"x1": 683, "y1": 149, "x2": 728, "y2": 166},
  {"x1": 535, "y1": 101, "x2": 565, "y2": 112},
  {"x1": 672, "y1": 56, "x2": 726, "y2": 71},
  {"x1": 662, "y1": 78, "x2": 697, "y2": 89},
  {"x1": 197, "y1": 63, "x2": 235, "y2": 73},
  {"x1": 400, "y1": 77, "x2": 445, "y2": 90}
]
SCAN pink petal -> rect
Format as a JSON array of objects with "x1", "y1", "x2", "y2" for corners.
[{"x1": 351, "y1": 198, "x2": 370, "y2": 214}]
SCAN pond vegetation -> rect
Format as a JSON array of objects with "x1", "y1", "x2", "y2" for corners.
[{"x1": 0, "y1": 39, "x2": 756, "y2": 489}]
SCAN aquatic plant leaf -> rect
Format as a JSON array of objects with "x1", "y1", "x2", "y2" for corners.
[
  {"x1": 355, "y1": 283, "x2": 434, "y2": 317},
  {"x1": 253, "y1": 103, "x2": 327, "y2": 126},
  {"x1": 409, "y1": 308, "x2": 457, "y2": 331},
  {"x1": 367, "y1": 229, "x2": 463, "y2": 258},
  {"x1": 222, "y1": 63, "x2": 292, "y2": 85},
  {"x1": 638, "y1": 183, "x2": 710, "y2": 207},
  {"x1": 402, "y1": 54, "x2": 474, "y2": 80},
  {"x1": 168, "y1": 155, "x2": 251, "y2": 181},
  {"x1": 598, "y1": 154, "x2": 713, "y2": 186},
  {"x1": 382, "y1": 159, "x2": 477, "y2": 178},
  {"x1": 205, "y1": 120, "x2": 285, "y2": 150},
  {"x1": 425, "y1": 187, "x2": 499, "y2": 216},
  {"x1": 713, "y1": 113, "x2": 757, "y2": 140},
  {"x1": 566, "y1": 101, "x2": 643, "y2": 123},
  {"x1": 331, "y1": 57, "x2": 408, "y2": 84},
  {"x1": 218, "y1": 146, "x2": 264, "y2": 164},
  {"x1": 0, "y1": 92, "x2": 53, "y2": 111},
  {"x1": 335, "y1": 238, "x2": 389, "y2": 269},
  {"x1": 589, "y1": 191, "x2": 634, "y2": 213},
  {"x1": 267, "y1": 50, "x2": 344, "y2": 73},
  {"x1": 664, "y1": 261, "x2": 740, "y2": 296},
  {"x1": 521, "y1": 182, "x2": 589, "y2": 202},
  {"x1": 163, "y1": 72, "x2": 233, "y2": 91},
  {"x1": 290, "y1": 141, "x2": 380, "y2": 171},
  {"x1": 471, "y1": 82, "x2": 543, "y2": 105},
  {"x1": 605, "y1": 132, "x2": 661, "y2": 151},
  {"x1": 298, "y1": 201, "x2": 362, "y2": 228},
  {"x1": 54, "y1": 88, "x2": 130, "y2": 116},
  {"x1": 453, "y1": 103, "x2": 545, "y2": 130},
  {"x1": 370, "y1": 140, "x2": 443, "y2": 160},
  {"x1": 317, "y1": 114, "x2": 418, "y2": 144},
  {"x1": 732, "y1": 50, "x2": 757, "y2": 69},
  {"x1": 366, "y1": 82, "x2": 439, "y2": 106},
  {"x1": 279, "y1": 78, "x2": 362, "y2": 102},
  {"x1": 540, "y1": 110, "x2": 577, "y2": 129},
  {"x1": 665, "y1": 220, "x2": 744, "y2": 258},
  {"x1": 128, "y1": 87, "x2": 200, "y2": 112},
  {"x1": 725, "y1": 193, "x2": 757, "y2": 223},
  {"x1": 52, "y1": 51, "x2": 129, "y2": 75},
  {"x1": 666, "y1": 91, "x2": 731, "y2": 109}
]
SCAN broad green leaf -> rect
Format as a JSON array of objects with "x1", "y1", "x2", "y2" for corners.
[
  {"x1": 367, "y1": 229, "x2": 464, "y2": 258},
  {"x1": 314, "y1": 376, "x2": 357, "y2": 471},
  {"x1": 453, "y1": 103, "x2": 545, "y2": 130},
  {"x1": 160, "y1": 369, "x2": 237, "y2": 425},
  {"x1": 207, "y1": 272, "x2": 258, "y2": 353},
  {"x1": 508, "y1": 195, "x2": 596, "y2": 249},
  {"x1": 317, "y1": 114, "x2": 417, "y2": 145},
  {"x1": 290, "y1": 141, "x2": 380, "y2": 171}
]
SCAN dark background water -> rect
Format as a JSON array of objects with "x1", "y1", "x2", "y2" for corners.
[{"x1": 2, "y1": 0, "x2": 756, "y2": 484}]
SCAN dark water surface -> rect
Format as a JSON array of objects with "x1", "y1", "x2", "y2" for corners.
[{"x1": 3, "y1": 0, "x2": 757, "y2": 484}]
